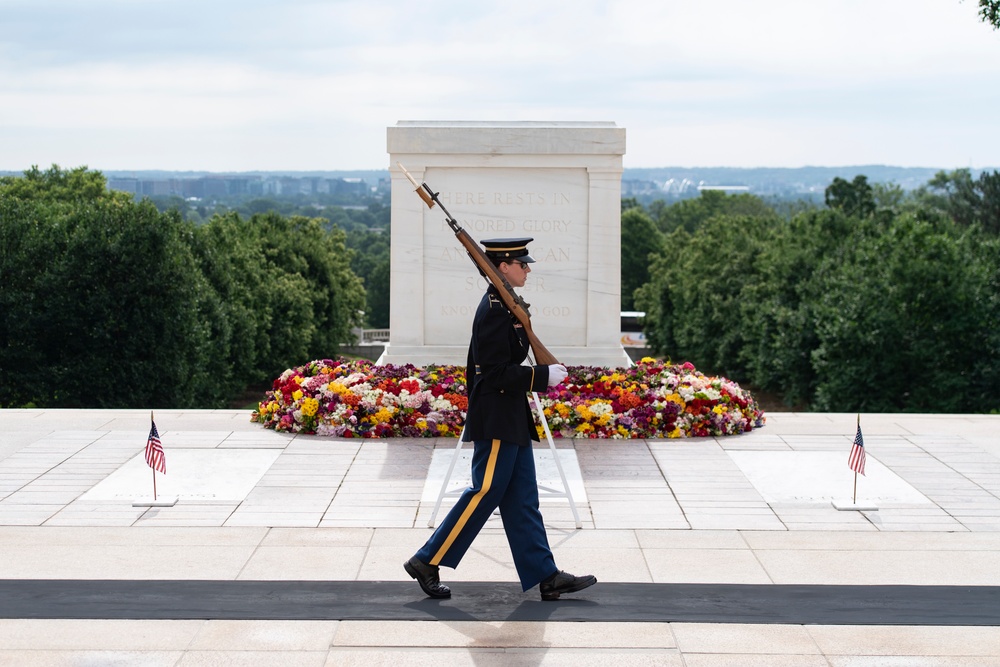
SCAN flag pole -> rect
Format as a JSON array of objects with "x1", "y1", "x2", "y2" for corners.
[
  {"x1": 151, "y1": 410, "x2": 157, "y2": 501},
  {"x1": 852, "y1": 414, "x2": 859, "y2": 504}
]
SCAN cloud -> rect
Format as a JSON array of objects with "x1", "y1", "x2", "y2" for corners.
[{"x1": 1, "y1": 0, "x2": 998, "y2": 170}]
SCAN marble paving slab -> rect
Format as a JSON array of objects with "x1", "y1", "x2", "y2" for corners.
[
  {"x1": 728, "y1": 451, "x2": 931, "y2": 506},
  {"x1": 80, "y1": 450, "x2": 281, "y2": 502},
  {"x1": 421, "y1": 447, "x2": 587, "y2": 504}
]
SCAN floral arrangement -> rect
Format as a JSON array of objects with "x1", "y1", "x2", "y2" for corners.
[{"x1": 251, "y1": 357, "x2": 765, "y2": 439}]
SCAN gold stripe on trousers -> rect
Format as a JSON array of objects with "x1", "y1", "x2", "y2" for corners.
[{"x1": 430, "y1": 438, "x2": 501, "y2": 565}]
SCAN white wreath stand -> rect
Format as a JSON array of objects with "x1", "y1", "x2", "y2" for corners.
[{"x1": 427, "y1": 390, "x2": 582, "y2": 529}]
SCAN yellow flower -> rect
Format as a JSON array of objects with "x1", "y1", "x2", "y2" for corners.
[
  {"x1": 668, "y1": 427, "x2": 682, "y2": 438},
  {"x1": 292, "y1": 390, "x2": 303, "y2": 402},
  {"x1": 713, "y1": 405, "x2": 727, "y2": 415},
  {"x1": 301, "y1": 398, "x2": 319, "y2": 417},
  {"x1": 328, "y1": 382, "x2": 349, "y2": 396}
]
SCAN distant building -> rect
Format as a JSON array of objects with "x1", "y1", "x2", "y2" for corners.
[
  {"x1": 107, "y1": 178, "x2": 141, "y2": 195},
  {"x1": 621, "y1": 179, "x2": 661, "y2": 196},
  {"x1": 106, "y1": 174, "x2": 374, "y2": 200},
  {"x1": 697, "y1": 185, "x2": 751, "y2": 193}
]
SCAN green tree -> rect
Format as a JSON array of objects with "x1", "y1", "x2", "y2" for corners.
[
  {"x1": 0, "y1": 170, "x2": 223, "y2": 408},
  {"x1": 654, "y1": 190, "x2": 776, "y2": 234},
  {"x1": 824, "y1": 175, "x2": 876, "y2": 218},
  {"x1": 635, "y1": 214, "x2": 775, "y2": 380},
  {"x1": 977, "y1": 170, "x2": 1000, "y2": 234},
  {"x1": 736, "y1": 209, "x2": 854, "y2": 406},
  {"x1": 189, "y1": 213, "x2": 273, "y2": 393},
  {"x1": 635, "y1": 182, "x2": 1000, "y2": 413},
  {"x1": 346, "y1": 228, "x2": 390, "y2": 327},
  {"x1": 1, "y1": 165, "x2": 371, "y2": 408},
  {"x1": 192, "y1": 210, "x2": 368, "y2": 387},
  {"x1": 250, "y1": 212, "x2": 367, "y2": 371},
  {"x1": 243, "y1": 198, "x2": 288, "y2": 216},
  {"x1": 915, "y1": 169, "x2": 1000, "y2": 233},
  {"x1": 620, "y1": 196, "x2": 641, "y2": 212},
  {"x1": 975, "y1": 0, "x2": 1000, "y2": 28},
  {"x1": 0, "y1": 164, "x2": 128, "y2": 205},
  {"x1": 919, "y1": 169, "x2": 979, "y2": 226},
  {"x1": 810, "y1": 214, "x2": 996, "y2": 412},
  {"x1": 620, "y1": 207, "x2": 664, "y2": 311}
]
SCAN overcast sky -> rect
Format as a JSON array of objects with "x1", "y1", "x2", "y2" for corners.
[{"x1": 2, "y1": 0, "x2": 998, "y2": 172}]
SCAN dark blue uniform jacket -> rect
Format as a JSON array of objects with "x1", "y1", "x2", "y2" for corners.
[{"x1": 463, "y1": 285, "x2": 550, "y2": 444}]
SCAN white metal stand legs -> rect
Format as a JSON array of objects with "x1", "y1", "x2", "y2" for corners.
[{"x1": 427, "y1": 391, "x2": 582, "y2": 529}]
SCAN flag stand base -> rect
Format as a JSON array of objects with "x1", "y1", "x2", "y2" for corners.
[
  {"x1": 132, "y1": 497, "x2": 178, "y2": 507},
  {"x1": 832, "y1": 500, "x2": 878, "y2": 511}
]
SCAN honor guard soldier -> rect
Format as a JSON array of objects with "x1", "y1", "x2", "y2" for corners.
[{"x1": 405, "y1": 237, "x2": 597, "y2": 601}]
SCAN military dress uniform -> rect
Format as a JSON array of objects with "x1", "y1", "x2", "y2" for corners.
[{"x1": 405, "y1": 238, "x2": 597, "y2": 601}]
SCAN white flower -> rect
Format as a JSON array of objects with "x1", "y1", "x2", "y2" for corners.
[
  {"x1": 590, "y1": 401, "x2": 613, "y2": 416},
  {"x1": 698, "y1": 388, "x2": 722, "y2": 401},
  {"x1": 431, "y1": 397, "x2": 455, "y2": 412}
]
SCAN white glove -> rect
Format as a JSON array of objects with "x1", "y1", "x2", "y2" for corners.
[{"x1": 546, "y1": 364, "x2": 568, "y2": 387}]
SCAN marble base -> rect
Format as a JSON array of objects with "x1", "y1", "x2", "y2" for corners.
[
  {"x1": 377, "y1": 343, "x2": 633, "y2": 369},
  {"x1": 82, "y1": 450, "x2": 281, "y2": 503},
  {"x1": 832, "y1": 500, "x2": 879, "y2": 511},
  {"x1": 132, "y1": 497, "x2": 178, "y2": 507},
  {"x1": 728, "y1": 451, "x2": 930, "y2": 506}
]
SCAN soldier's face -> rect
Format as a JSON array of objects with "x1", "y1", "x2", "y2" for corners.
[{"x1": 501, "y1": 260, "x2": 531, "y2": 287}]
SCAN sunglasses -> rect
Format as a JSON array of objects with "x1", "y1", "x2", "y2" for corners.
[{"x1": 511, "y1": 261, "x2": 529, "y2": 269}]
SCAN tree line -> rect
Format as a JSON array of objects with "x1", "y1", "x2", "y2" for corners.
[
  {"x1": 0, "y1": 166, "x2": 366, "y2": 409},
  {"x1": 626, "y1": 169, "x2": 1000, "y2": 413},
  {"x1": 3, "y1": 165, "x2": 998, "y2": 413}
]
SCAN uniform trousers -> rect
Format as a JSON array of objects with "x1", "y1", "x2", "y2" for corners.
[{"x1": 414, "y1": 438, "x2": 557, "y2": 591}]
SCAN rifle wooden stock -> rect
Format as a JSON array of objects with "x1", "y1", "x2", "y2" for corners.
[
  {"x1": 397, "y1": 162, "x2": 560, "y2": 366},
  {"x1": 451, "y1": 227, "x2": 560, "y2": 366}
]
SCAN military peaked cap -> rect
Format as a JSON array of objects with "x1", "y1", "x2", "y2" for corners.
[{"x1": 481, "y1": 237, "x2": 535, "y2": 263}]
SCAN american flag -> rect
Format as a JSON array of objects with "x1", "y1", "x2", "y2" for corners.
[
  {"x1": 145, "y1": 420, "x2": 166, "y2": 474},
  {"x1": 848, "y1": 421, "x2": 866, "y2": 476}
]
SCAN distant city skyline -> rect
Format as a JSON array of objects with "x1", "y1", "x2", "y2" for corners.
[
  {"x1": 2, "y1": 1, "x2": 998, "y2": 172},
  {"x1": 46, "y1": 164, "x2": 972, "y2": 202}
]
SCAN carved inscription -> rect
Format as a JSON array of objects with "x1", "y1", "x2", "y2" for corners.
[
  {"x1": 437, "y1": 191, "x2": 570, "y2": 207},
  {"x1": 423, "y1": 174, "x2": 589, "y2": 346}
]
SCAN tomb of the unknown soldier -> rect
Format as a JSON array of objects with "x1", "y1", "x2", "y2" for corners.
[{"x1": 2, "y1": 121, "x2": 1000, "y2": 665}]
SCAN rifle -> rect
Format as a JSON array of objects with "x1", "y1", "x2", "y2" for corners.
[{"x1": 397, "y1": 161, "x2": 559, "y2": 365}]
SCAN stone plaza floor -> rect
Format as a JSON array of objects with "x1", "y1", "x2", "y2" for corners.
[{"x1": 1, "y1": 408, "x2": 999, "y2": 665}]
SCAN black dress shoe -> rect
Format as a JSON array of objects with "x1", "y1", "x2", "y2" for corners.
[
  {"x1": 539, "y1": 570, "x2": 597, "y2": 601},
  {"x1": 404, "y1": 557, "x2": 451, "y2": 599}
]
